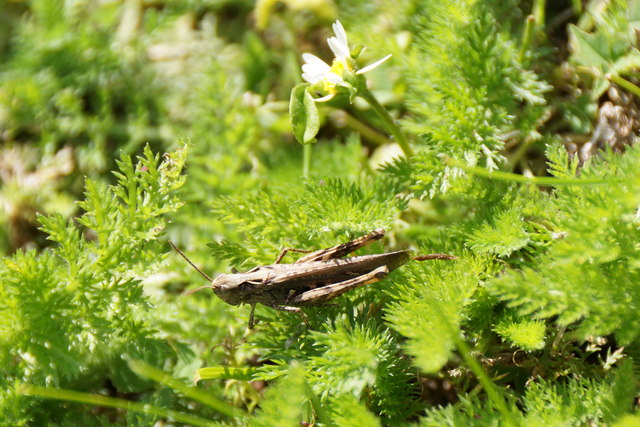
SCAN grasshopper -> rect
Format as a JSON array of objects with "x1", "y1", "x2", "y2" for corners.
[{"x1": 170, "y1": 229, "x2": 455, "y2": 328}]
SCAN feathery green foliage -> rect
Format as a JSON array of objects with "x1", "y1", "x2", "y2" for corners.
[
  {"x1": 1, "y1": 1, "x2": 166, "y2": 170},
  {"x1": 3, "y1": 0, "x2": 640, "y2": 425},
  {"x1": 385, "y1": 255, "x2": 483, "y2": 373},
  {"x1": 394, "y1": 0, "x2": 551, "y2": 198},
  {"x1": 490, "y1": 145, "x2": 640, "y2": 343},
  {"x1": 209, "y1": 177, "x2": 399, "y2": 268},
  {"x1": 493, "y1": 315, "x2": 546, "y2": 351},
  {"x1": 1, "y1": 145, "x2": 187, "y2": 424}
]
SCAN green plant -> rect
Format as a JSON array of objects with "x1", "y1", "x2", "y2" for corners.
[
  {"x1": 1, "y1": 145, "x2": 187, "y2": 424},
  {"x1": 3, "y1": 0, "x2": 640, "y2": 425}
]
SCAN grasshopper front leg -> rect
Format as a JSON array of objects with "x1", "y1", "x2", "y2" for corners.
[
  {"x1": 290, "y1": 265, "x2": 389, "y2": 305},
  {"x1": 248, "y1": 304, "x2": 257, "y2": 329}
]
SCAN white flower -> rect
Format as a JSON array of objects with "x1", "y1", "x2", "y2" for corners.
[{"x1": 301, "y1": 20, "x2": 392, "y2": 102}]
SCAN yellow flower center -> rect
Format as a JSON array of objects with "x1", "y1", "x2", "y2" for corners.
[
  {"x1": 321, "y1": 58, "x2": 352, "y2": 93},
  {"x1": 330, "y1": 58, "x2": 348, "y2": 75}
]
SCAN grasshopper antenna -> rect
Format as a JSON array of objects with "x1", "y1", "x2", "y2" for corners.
[{"x1": 168, "y1": 240, "x2": 214, "y2": 282}]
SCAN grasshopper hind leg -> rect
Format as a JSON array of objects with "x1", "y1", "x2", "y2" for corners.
[
  {"x1": 274, "y1": 229, "x2": 385, "y2": 264},
  {"x1": 274, "y1": 248, "x2": 313, "y2": 264},
  {"x1": 290, "y1": 265, "x2": 389, "y2": 305},
  {"x1": 294, "y1": 228, "x2": 386, "y2": 263}
]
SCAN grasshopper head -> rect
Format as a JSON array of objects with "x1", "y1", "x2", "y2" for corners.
[{"x1": 211, "y1": 274, "x2": 244, "y2": 306}]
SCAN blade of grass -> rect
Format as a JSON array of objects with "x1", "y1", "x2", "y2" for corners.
[
  {"x1": 17, "y1": 384, "x2": 219, "y2": 427},
  {"x1": 428, "y1": 303, "x2": 518, "y2": 426},
  {"x1": 127, "y1": 359, "x2": 242, "y2": 419}
]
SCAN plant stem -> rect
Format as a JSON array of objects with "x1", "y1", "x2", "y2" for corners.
[
  {"x1": 360, "y1": 87, "x2": 414, "y2": 158},
  {"x1": 518, "y1": 15, "x2": 536, "y2": 64},
  {"x1": 451, "y1": 333, "x2": 518, "y2": 426},
  {"x1": 533, "y1": 0, "x2": 546, "y2": 28},
  {"x1": 444, "y1": 157, "x2": 611, "y2": 186},
  {"x1": 302, "y1": 143, "x2": 312, "y2": 178},
  {"x1": 607, "y1": 74, "x2": 640, "y2": 98},
  {"x1": 507, "y1": 137, "x2": 533, "y2": 171}
]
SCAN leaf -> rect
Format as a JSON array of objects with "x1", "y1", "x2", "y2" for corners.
[
  {"x1": 289, "y1": 83, "x2": 320, "y2": 144},
  {"x1": 328, "y1": 395, "x2": 381, "y2": 427},
  {"x1": 493, "y1": 316, "x2": 546, "y2": 351},
  {"x1": 305, "y1": 320, "x2": 419, "y2": 422},
  {"x1": 467, "y1": 208, "x2": 531, "y2": 257},
  {"x1": 384, "y1": 257, "x2": 481, "y2": 373},
  {"x1": 568, "y1": 24, "x2": 610, "y2": 69},
  {"x1": 195, "y1": 366, "x2": 257, "y2": 382},
  {"x1": 627, "y1": 0, "x2": 640, "y2": 30},
  {"x1": 608, "y1": 49, "x2": 640, "y2": 76},
  {"x1": 489, "y1": 146, "x2": 640, "y2": 344},
  {"x1": 603, "y1": 360, "x2": 636, "y2": 423}
]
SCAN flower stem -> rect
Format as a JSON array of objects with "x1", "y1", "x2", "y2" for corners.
[
  {"x1": 360, "y1": 87, "x2": 414, "y2": 158},
  {"x1": 330, "y1": 110, "x2": 389, "y2": 146},
  {"x1": 302, "y1": 143, "x2": 312, "y2": 178}
]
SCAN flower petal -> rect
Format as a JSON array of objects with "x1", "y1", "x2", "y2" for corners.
[
  {"x1": 355, "y1": 54, "x2": 392, "y2": 75},
  {"x1": 325, "y1": 73, "x2": 343, "y2": 84},
  {"x1": 328, "y1": 37, "x2": 350, "y2": 60},
  {"x1": 312, "y1": 93, "x2": 335, "y2": 102},
  {"x1": 302, "y1": 53, "x2": 331, "y2": 70},
  {"x1": 302, "y1": 63, "x2": 327, "y2": 76},
  {"x1": 332, "y1": 21, "x2": 348, "y2": 50},
  {"x1": 302, "y1": 73, "x2": 321, "y2": 84}
]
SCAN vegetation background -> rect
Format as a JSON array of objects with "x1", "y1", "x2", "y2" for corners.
[{"x1": 1, "y1": 0, "x2": 640, "y2": 425}]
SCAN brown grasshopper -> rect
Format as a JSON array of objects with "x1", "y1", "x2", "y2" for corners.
[{"x1": 170, "y1": 228, "x2": 456, "y2": 328}]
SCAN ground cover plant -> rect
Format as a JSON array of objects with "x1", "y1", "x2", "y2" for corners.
[{"x1": 1, "y1": 0, "x2": 640, "y2": 425}]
